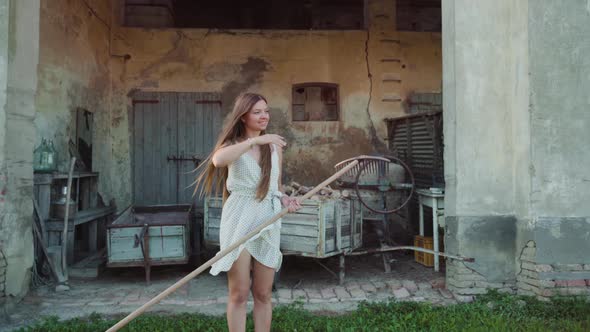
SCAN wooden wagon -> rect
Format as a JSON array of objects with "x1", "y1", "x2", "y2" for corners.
[
  {"x1": 204, "y1": 197, "x2": 363, "y2": 284},
  {"x1": 106, "y1": 205, "x2": 193, "y2": 283}
]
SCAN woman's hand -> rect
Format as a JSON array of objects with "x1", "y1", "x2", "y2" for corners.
[
  {"x1": 280, "y1": 196, "x2": 301, "y2": 213},
  {"x1": 253, "y1": 134, "x2": 286, "y2": 148}
]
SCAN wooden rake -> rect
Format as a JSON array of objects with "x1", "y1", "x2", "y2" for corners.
[{"x1": 106, "y1": 159, "x2": 361, "y2": 332}]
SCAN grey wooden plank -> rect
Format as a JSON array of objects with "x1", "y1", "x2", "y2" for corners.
[
  {"x1": 148, "y1": 95, "x2": 158, "y2": 205},
  {"x1": 159, "y1": 92, "x2": 174, "y2": 204},
  {"x1": 208, "y1": 208, "x2": 222, "y2": 219},
  {"x1": 282, "y1": 214, "x2": 319, "y2": 224},
  {"x1": 177, "y1": 92, "x2": 189, "y2": 204},
  {"x1": 205, "y1": 227, "x2": 220, "y2": 245},
  {"x1": 133, "y1": 98, "x2": 144, "y2": 205},
  {"x1": 206, "y1": 216, "x2": 221, "y2": 228},
  {"x1": 280, "y1": 235, "x2": 317, "y2": 253},
  {"x1": 281, "y1": 217, "x2": 318, "y2": 227},
  {"x1": 326, "y1": 236, "x2": 352, "y2": 253},
  {"x1": 280, "y1": 223, "x2": 318, "y2": 238}
]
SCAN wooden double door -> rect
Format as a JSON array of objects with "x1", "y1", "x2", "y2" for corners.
[{"x1": 132, "y1": 92, "x2": 222, "y2": 207}]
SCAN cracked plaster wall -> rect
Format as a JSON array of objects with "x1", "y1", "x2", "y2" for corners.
[
  {"x1": 109, "y1": 0, "x2": 442, "y2": 209},
  {"x1": 35, "y1": 0, "x2": 113, "y2": 200}
]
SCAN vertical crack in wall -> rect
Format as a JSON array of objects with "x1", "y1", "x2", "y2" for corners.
[{"x1": 364, "y1": 29, "x2": 387, "y2": 153}]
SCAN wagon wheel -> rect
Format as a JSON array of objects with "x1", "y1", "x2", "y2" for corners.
[{"x1": 354, "y1": 155, "x2": 415, "y2": 215}]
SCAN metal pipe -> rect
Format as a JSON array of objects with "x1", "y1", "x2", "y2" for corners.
[{"x1": 346, "y1": 245, "x2": 474, "y2": 262}]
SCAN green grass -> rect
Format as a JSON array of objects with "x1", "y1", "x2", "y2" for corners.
[{"x1": 15, "y1": 291, "x2": 590, "y2": 332}]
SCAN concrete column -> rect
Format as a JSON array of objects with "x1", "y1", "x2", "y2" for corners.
[
  {"x1": 442, "y1": 0, "x2": 529, "y2": 299},
  {"x1": 0, "y1": 0, "x2": 40, "y2": 299}
]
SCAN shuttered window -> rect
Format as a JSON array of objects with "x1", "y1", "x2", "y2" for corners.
[{"x1": 292, "y1": 83, "x2": 339, "y2": 121}]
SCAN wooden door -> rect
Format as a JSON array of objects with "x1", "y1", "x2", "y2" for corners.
[{"x1": 132, "y1": 92, "x2": 221, "y2": 206}]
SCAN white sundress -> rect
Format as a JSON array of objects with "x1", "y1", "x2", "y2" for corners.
[{"x1": 209, "y1": 146, "x2": 283, "y2": 276}]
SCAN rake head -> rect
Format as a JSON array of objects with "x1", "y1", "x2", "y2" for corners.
[{"x1": 334, "y1": 155, "x2": 391, "y2": 184}]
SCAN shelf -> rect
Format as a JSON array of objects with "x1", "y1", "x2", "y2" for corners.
[{"x1": 45, "y1": 206, "x2": 116, "y2": 230}]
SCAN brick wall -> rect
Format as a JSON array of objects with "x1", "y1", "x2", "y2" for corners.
[
  {"x1": 446, "y1": 260, "x2": 516, "y2": 302},
  {"x1": 517, "y1": 241, "x2": 590, "y2": 300}
]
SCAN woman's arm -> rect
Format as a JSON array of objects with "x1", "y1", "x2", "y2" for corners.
[
  {"x1": 211, "y1": 134, "x2": 286, "y2": 167},
  {"x1": 211, "y1": 140, "x2": 252, "y2": 168}
]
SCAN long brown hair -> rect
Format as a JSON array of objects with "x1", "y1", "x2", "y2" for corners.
[{"x1": 193, "y1": 93, "x2": 272, "y2": 202}]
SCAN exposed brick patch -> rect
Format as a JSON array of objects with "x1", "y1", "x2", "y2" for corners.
[{"x1": 515, "y1": 240, "x2": 590, "y2": 299}]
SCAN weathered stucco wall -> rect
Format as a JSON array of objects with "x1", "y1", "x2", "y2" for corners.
[
  {"x1": 109, "y1": 0, "x2": 442, "y2": 208},
  {"x1": 513, "y1": 0, "x2": 590, "y2": 300},
  {"x1": 528, "y1": 0, "x2": 590, "y2": 218},
  {"x1": 0, "y1": 0, "x2": 40, "y2": 299},
  {"x1": 444, "y1": 0, "x2": 590, "y2": 301},
  {"x1": 442, "y1": 0, "x2": 529, "y2": 300},
  {"x1": 0, "y1": 0, "x2": 10, "y2": 300},
  {"x1": 35, "y1": 0, "x2": 113, "y2": 199}
]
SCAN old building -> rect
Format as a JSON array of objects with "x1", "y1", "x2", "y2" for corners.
[{"x1": 0, "y1": 0, "x2": 588, "y2": 303}]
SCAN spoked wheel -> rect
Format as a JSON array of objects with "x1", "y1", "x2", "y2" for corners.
[{"x1": 353, "y1": 155, "x2": 415, "y2": 215}]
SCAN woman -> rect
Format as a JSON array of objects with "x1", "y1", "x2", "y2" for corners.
[{"x1": 195, "y1": 93, "x2": 301, "y2": 332}]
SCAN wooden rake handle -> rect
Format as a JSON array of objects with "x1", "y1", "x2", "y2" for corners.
[{"x1": 106, "y1": 160, "x2": 360, "y2": 332}]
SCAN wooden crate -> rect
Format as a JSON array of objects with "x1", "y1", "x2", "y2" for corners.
[
  {"x1": 414, "y1": 235, "x2": 434, "y2": 267},
  {"x1": 204, "y1": 197, "x2": 363, "y2": 258},
  {"x1": 107, "y1": 205, "x2": 191, "y2": 267},
  {"x1": 414, "y1": 235, "x2": 445, "y2": 267}
]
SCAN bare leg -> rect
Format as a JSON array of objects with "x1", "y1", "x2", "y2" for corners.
[
  {"x1": 251, "y1": 259, "x2": 275, "y2": 332},
  {"x1": 227, "y1": 250, "x2": 252, "y2": 332}
]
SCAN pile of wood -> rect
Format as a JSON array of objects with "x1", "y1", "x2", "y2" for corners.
[{"x1": 282, "y1": 181, "x2": 352, "y2": 201}]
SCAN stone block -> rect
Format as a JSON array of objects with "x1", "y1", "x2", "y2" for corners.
[
  {"x1": 333, "y1": 286, "x2": 351, "y2": 299},
  {"x1": 448, "y1": 285, "x2": 488, "y2": 295},
  {"x1": 430, "y1": 277, "x2": 446, "y2": 289},
  {"x1": 553, "y1": 264, "x2": 584, "y2": 272},
  {"x1": 417, "y1": 282, "x2": 432, "y2": 290},
  {"x1": 402, "y1": 280, "x2": 418, "y2": 293},
  {"x1": 567, "y1": 279, "x2": 587, "y2": 287},
  {"x1": 393, "y1": 287, "x2": 410, "y2": 299},
  {"x1": 584, "y1": 265, "x2": 590, "y2": 271},
  {"x1": 371, "y1": 281, "x2": 386, "y2": 290},
  {"x1": 305, "y1": 289, "x2": 322, "y2": 299},
  {"x1": 293, "y1": 289, "x2": 307, "y2": 301},
  {"x1": 451, "y1": 273, "x2": 486, "y2": 282},
  {"x1": 522, "y1": 262, "x2": 537, "y2": 271},
  {"x1": 518, "y1": 268, "x2": 539, "y2": 279},
  {"x1": 535, "y1": 264, "x2": 553, "y2": 272},
  {"x1": 386, "y1": 280, "x2": 402, "y2": 290},
  {"x1": 539, "y1": 279, "x2": 556, "y2": 288},
  {"x1": 517, "y1": 281, "x2": 538, "y2": 292},
  {"x1": 360, "y1": 282, "x2": 377, "y2": 293},
  {"x1": 348, "y1": 288, "x2": 367, "y2": 300},
  {"x1": 320, "y1": 287, "x2": 337, "y2": 299},
  {"x1": 448, "y1": 279, "x2": 476, "y2": 288}
]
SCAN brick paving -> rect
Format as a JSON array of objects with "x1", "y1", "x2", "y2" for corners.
[{"x1": 1, "y1": 254, "x2": 458, "y2": 331}]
